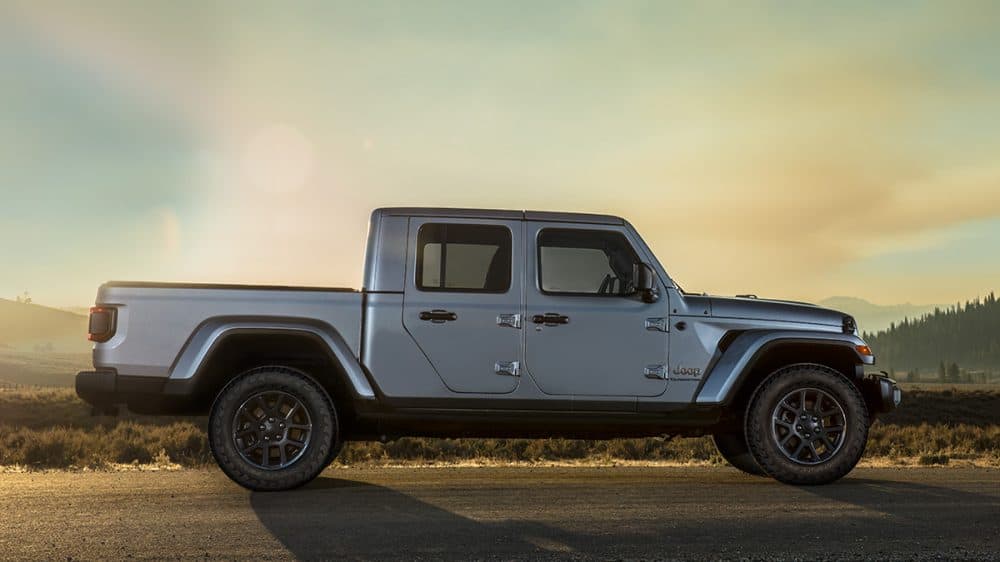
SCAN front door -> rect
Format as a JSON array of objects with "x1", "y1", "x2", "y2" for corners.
[
  {"x1": 402, "y1": 218, "x2": 523, "y2": 394},
  {"x1": 523, "y1": 223, "x2": 669, "y2": 397}
]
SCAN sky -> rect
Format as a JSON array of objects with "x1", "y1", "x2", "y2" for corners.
[{"x1": 1, "y1": 1, "x2": 999, "y2": 307}]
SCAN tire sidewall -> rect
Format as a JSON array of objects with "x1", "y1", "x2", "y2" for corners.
[
  {"x1": 746, "y1": 364, "x2": 869, "y2": 485},
  {"x1": 209, "y1": 366, "x2": 336, "y2": 491}
]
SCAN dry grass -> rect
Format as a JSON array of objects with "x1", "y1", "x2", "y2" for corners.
[
  {"x1": 0, "y1": 386, "x2": 997, "y2": 470},
  {"x1": 0, "y1": 422, "x2": 209, "y2": 468}
]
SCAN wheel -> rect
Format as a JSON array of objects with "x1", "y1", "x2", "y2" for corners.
[
  {"x1": 713, "y1": 431, "x2": 766, "y2": 476},
  {"x1": 745, "y1": 364, "x2": 869, "y2": 485},
  {"x1": 209, "y1": 366, "x2": 337, "y2": 491}
]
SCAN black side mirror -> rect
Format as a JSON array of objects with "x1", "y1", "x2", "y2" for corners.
[{"x1": 636, "y1": 262, "x2": 659, "y2": 303}]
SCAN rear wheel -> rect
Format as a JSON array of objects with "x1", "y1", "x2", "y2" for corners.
[
  {"x1": 713, "y1": 431, "x2": 766, "y2": 476},
  {"x1": 745, "y1": 364, "x2": 869, "y2": 485},
  {"x1": 209, "y1": 366, "x2": 337, "y2": 491}
]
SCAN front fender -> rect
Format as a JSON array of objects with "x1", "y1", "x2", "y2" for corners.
[
  {"x1": 166, "y1": 316, "x2": 376, "y2": 399},
  {"x1": 694, "y1": 330, "x2": 873, "y2": 405}
]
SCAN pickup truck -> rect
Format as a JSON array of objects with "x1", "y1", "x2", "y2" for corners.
[{"x1": 77, "y1": 207, "x2": 900, "y2": 490}]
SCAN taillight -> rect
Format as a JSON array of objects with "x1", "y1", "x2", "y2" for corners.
[{"x1": 88, "y1": 306, "x2": 117, "y2": 342}]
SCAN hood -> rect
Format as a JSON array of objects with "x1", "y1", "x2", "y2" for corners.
[{"x1": 688, "y1": 294, "x2": 848, "y2": 329}]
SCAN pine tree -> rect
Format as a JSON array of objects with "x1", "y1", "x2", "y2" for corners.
[
  {"x1": 866, "y1": 293, "x2": 1000, "y2": 373},
  {"x1": 948, "y1": 362, "x2": 960, "y2": 383}
]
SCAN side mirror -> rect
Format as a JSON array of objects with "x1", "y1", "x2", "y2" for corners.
[{"x1": 636, "y1": 262, "x2": 659, "y2": 303}]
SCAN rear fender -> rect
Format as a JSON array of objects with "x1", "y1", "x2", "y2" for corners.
[{"x1": 166, "y1": 317, "x2": 376, "y2": 399}]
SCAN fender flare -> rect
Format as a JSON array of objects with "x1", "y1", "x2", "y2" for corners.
[
  {"x1": 694, "y1": 330, "x2": 873, "y2": 405},
  {"x1": 164, "y1": 317, "x2": 376, "y2": 399}
]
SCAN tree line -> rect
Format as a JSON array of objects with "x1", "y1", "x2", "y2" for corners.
[{"x1": 864, "y1": 292, "x2": 1000, "y2": 382}]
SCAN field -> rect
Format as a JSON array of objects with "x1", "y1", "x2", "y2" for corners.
[
  {"x1": 0, "y1": 351, "x2": 90, "y2": 388},
  {"x1": 1, "y1": 381, "x2": 997, "y2": 469}
]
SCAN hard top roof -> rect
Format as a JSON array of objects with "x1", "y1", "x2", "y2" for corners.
[{"x1": 376, "y1": 207, "x2": 624, "y2": 225}]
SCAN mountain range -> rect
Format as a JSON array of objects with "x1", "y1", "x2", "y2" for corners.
[{"x1": 817, "y1": 296, "x2": 942, "y2": 333}]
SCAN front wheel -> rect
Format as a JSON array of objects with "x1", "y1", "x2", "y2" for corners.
[
  {"x1": 209, "y1": 366, "x2": 337, "y2": 491},
  {"x1": 745, "y1": 364, "x2": 869, "y2": 485}
]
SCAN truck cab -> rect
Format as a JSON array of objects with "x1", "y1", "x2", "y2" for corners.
[{"x1": 365, "y1": 208, "x2": 676, "y2": 405}]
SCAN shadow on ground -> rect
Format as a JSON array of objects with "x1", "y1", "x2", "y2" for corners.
[
  {"x1": 249, "y1": 476, "x2": 581, "y2": 559},
  {"x1": 249, "y1": 470, "x2": 1000, "y2": 560}
]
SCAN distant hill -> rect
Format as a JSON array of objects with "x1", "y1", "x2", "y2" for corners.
[
  {"x1": 0, "y1": 299, "x2": 90, "y2": 353},
  {"x1": 865, "y1": 293, "x2": 1000, "y2": 376},
  {"x1": 818, "y1": 296, "x2": 942, "y2": 333},
  {"x1": 59, "y1": 306, "x2": 93, "y2": 317}
]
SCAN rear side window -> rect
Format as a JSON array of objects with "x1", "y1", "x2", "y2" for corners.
[
  {"x1": 538, "y1": 228, "x2": 640, "y2": 296},
  {"x1": 416, "y1": 223, "x2": 511, "y2": 293}
]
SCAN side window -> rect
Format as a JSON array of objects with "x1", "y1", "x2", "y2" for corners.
[
  {"x1": 416, "y1": 223, "x2": 511, "y2": 293},
  {"x1": 538, "y1": 228, "x2": 640, "y2": 296}
]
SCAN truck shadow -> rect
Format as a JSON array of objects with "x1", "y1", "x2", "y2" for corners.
[
  {"x1": 249, "y1": 470, "x2": 999, "y2": 560},
  {"x1": 249, "y1": 476, "x2": 582, "y2": 560},
  {"x1": 800, "y1": 474, "x2": 1000, "y2": 522}
]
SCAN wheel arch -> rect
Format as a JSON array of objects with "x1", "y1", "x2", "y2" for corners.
[
  {"x1": 162, "y1": 318, "x2": 377, "y2": 419},
  {"x1": 696, "y1": 331, "x2": 872, "y2": 413}
]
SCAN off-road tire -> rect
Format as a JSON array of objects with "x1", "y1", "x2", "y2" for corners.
[
  {"x1": 713, "y1": 431, "x2": 767, "y2": 476},
  {"x1": 745, "y1": 363, "x2": 869, "y2": 485},
  {"x1": 209, "y1": 366, "x2": 337, "y2": 491}
]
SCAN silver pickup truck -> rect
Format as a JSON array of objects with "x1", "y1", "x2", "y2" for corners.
[{"x1": 77, "y1": 207, "x2": 900, "y2": 490}]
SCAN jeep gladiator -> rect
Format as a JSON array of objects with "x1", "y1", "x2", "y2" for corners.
[{"x1": 77, "y1": 207, "x2": 900, "y2": 490}]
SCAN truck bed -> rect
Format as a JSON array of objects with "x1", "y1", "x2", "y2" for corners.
[{"x1": 93, "y1": 281, "x2": 364, "y2": 380}]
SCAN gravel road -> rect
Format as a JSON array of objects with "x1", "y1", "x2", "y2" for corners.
[{"x1": 1, "y1": 466, "x2": 997, "y2": 560}]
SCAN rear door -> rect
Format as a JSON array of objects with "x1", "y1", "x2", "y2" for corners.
[
  {"x1": 523, "y1": 223, "x2": 669, "y2": 397},
  {"x1": 402, "y1": 218, "x2": 523, "y2": 394}
]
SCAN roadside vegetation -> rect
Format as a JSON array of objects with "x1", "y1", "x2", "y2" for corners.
[{"x1": 1, "y1": 386, "x2": 997, "y2": 469}]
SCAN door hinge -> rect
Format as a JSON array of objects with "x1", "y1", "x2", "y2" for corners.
[
  {"x1": 496, "y1": 313, "x2": 522, "y2": 329},
  {"x1": 495, "y1": 361, "x2": 520, "y2": 377},
  {"x1": 644, "y1": 317, "x2": 668, "y2": 332},
  {"x1": 644, "y1": 364, "x2": 667, "y2": 379}
]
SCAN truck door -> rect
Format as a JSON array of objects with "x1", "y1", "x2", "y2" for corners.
[
  {"x1": 523, "y1": 223, "x2": 669, "y2": 397},
  {"x1": 402, "y1": 218, "x2": 523, "y2": 394}
]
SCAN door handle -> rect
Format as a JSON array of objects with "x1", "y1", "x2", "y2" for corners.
[
  {"x1": 419, "y1": 309, "x2": 458, "y2": 323},
  {"x1": 531, "y1": 313, "x2": 569, "y2": 326}
]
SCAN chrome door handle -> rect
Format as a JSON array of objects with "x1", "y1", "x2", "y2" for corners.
[
  {"x1": 419, "y1": 309, "x2": 457, "y2": 323},
  {"x1": 531, "y1": 313, "x2": 569, "y2": 326}
]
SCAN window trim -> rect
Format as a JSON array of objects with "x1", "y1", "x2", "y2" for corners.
[
  {"x1": 414, "y1": 222, "x2": 513, "y2": 294},
  {"x1": 535, "y1": 227, "x2": 642, "y2": 298}
]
